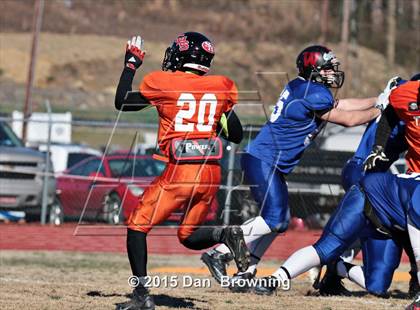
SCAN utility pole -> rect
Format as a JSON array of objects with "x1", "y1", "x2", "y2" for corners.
[{"x1": 22, "y1": 0, "x2": 44, "y2": 143}]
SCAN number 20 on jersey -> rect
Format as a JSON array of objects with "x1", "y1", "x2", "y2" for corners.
[{"x1": 175, "y1": 93, "x2": 217, "y2": 132}]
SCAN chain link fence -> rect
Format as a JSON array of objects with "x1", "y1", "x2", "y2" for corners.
[{"x1": 0, "y1": 111, "x2": 362, "y2": 230}]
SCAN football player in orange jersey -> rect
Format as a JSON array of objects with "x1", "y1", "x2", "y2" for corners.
[
  {"x1": 114, "y1": 32, "x2": 250, "y2": 310},
  {"x1": 365, "y1": 73, "x2": 420, "y2": 173}
]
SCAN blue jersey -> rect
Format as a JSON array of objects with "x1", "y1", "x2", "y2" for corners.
[
  {"x1": 341, "y1": 119, "x2": 406, "y2": 191},
  {"x1": 362, "y1": 172, "x2": 420, "y2": 230},
  {"x1": 246, "y1": 77, "x2": 334, "y2": 174},
  {"x1": 353, "y1": 119, "x2": 406, "y2": 161}
]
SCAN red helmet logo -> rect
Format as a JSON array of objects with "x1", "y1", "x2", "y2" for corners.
[
  {"x1": 175, "y1": 35, "x2": 189, "y2": 51},
  {"x1": 202, "y1": 41, "x2": 215, "y2": 54},
  {"x1": 303, "y1": 52, "x2": 321, "y2": 67}
]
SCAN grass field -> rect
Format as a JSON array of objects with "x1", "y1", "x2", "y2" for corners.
[{"x1": 0, "y1": 251, "x2": 413, "y2": 310}]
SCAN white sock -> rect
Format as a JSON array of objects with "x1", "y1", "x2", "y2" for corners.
[
  {"x1": 214, "y1": 244, "x2": 230, "y2": 254},
  {"x1": 340, "y1": 248, "x2": 356, "y2": 263},
  {"x1": 272, "y1": 266, "x2": 290, "y2": 282},
  {"x1": 348, "y1": 265, "x2": 366, "y2": 288},
  {"x1": 273, "y1": 246, "x2": 320, "y2": 279},
  {"x1": 407, "y1": 220, "x2": 420, "y2": 285},
  {"x1": 336, "y1": 260, "x2": 366, "y2": 289},
  {"x1": 241, "y1": 216, "x2": 272, "y2": 241},
  {"x1": 213, "y1": 216, "x2": 272, "y2": 254}
]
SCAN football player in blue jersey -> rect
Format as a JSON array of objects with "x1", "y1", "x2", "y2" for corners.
[
  {"x1": 253, "y1": 172, "x2": 419, "y2": 301},
  {"x1": 318, "y1": 119, "x2": 413, "y2": 297},
  {"x1": 319, "y1": 79, "x2": 419, "y2": 298},
  {"x1": 201, "y1": 45, "x2": 396, "y2": 289}
]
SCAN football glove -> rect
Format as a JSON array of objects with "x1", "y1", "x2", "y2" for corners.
[
  {"x1": 363, "y1": 145, "x2": 389, "y2": 171},
  {"x1": 374, "y1": 76, "x2": 400, "y2": 111},
  {"x1": 125, "y1": 36, "x2": 145, "y2": 70}
]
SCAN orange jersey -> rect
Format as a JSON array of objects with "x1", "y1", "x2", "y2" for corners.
[
  {"x1": 389, "y1": 80, "x2": 420, "y2": 172},
  {"x1": 139, "y1": 71, "x2": 238, "y2": 161}
]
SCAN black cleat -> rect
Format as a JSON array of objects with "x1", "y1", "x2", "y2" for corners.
[
  {"x1": 253, "y1": 276, "x2": 281, "y2": 296},
  {"x1": 409, "y1": 273, "x2": 419, "y2": 298},
  {"x1": 228, "y1": 271, "x2": 257, "y2": 293},
  {"x1": 318, "y1": 263, "x2": 351, "y2": 297},
  {"x1": 222, "y1": 226, "x2": 250, "y2": 273},
  {"x1": 116, "y1": 288, "x2": 155, "y2": 310},
  {"x1": 406, "y1": 292, "x2": 420, "y2": 310},
  {"x1": 201, "y1": 250, "x2": 233, "y2": 284}
]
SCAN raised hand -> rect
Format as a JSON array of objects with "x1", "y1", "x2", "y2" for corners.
[{"x1": 125, "y1": 35, "x2": 145, "y2": 70}]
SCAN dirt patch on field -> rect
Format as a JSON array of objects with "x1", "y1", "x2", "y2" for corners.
[{"x1": 0, "y1": 251, "x2": 412, "y2": 310}]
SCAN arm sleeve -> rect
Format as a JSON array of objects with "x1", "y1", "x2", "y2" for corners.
[
  {"x1": 114, "y1": 67, "x2": 150, "y2": 111},
  {"x1": 374, "y1": 105, "x2": 400, "y2": 148},
  {"x1": 216, "y1": 110, "x2": 243, "y2": 144}
]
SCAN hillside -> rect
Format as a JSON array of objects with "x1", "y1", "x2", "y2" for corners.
[
  {"x1": 0, "y1": 0, "x2": 416, "y2": 119},
  {"x1": 0, "y1": 32, "x2": 411, "y2": 117}
]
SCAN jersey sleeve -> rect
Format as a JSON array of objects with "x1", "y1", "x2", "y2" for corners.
[
  {"x1": 139, "y1": 72, "x2": 162, "y2": 105},
  {"x1": 224, "y1": 77, "x2": 238, "y2": 112},
  {"x1": 390, "y1": 81, "x2": 420, "y2": 117},
  {"x1": 302, "y1": 84, "x2": 334, "y2": 111}
]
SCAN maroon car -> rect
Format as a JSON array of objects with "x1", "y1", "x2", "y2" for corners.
[{"x1": 56, "y1": 154, "x2": 218, "y2": 224}]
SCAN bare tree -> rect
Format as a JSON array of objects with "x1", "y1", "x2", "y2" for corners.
[
  {"x1": 413, "y1": 0, "x2": 419, "y2": 26},
  {"x1": 320, "y1": 0, "x2": 329, "y2": 44},
  {"x1": 386, "y1": 0, "x2": 396, "y2": 69},
  {"x1": 413, "y1": 0, "x2": 420, "y2": 69},
  {"x1": 371, "y1": 0, "x2": 383, "y2": 32}
]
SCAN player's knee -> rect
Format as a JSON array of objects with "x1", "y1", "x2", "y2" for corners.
[
  {"x1": 365, "y1": 278, "x2": 391, "y2": 297},
  {"x1": 127, "y1": 221, "x2": 152, "y2": 234},
  {"x1": 177, "y1": 228, "x2": 191, "y2": 244},
  {"x1": 364, "y1": 262, "x2": 395, "y2": 296},
  {"x1": 313, "y1": 233, "x2": 345, "y2": 265},
  {"x1": 263, "y1": 211, "x2": 290, "y2": 233},
  {"x1": 268, "y1": 219, "x2": 290, "y2": 233},
  {"x1": 178, "y1": 229, "x2": 212, "y2": 250},
  {"x1": 180, "y1": 236, "x2": 197, "y2": 249}
]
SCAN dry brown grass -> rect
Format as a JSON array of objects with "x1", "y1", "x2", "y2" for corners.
[
  {"x1": 0, "y1": 251, "x2": 412, "y2": 310},
  {"x1": 0, "y1": 32, "x2": 411, "y2": 117}
]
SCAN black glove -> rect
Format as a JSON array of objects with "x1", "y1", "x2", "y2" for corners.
[
  {"x1": 124, "y1": 35, "x2": 145, "y2": 70},
  {"x1": 363, "y1": 145, "x2": 389, "y2": 171}
]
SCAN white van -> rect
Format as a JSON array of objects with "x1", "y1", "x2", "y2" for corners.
[{"x1": 38, "y1": 144, "x2": 102, "y2": 173}]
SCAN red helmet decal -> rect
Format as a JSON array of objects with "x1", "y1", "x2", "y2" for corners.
[
  {"x1": 175, "y1": 35, "x2": 189, "y2": 51},
  {"x1": 202, "y1": 41, "x2": 214, "y2": 54},
  {"x1": 303, "y1": 52, "x2": 321, "y2": 67}
]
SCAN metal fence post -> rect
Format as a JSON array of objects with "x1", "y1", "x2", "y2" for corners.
[
  {"x1": 223, "y1": 142, "x2": 236, "y2": 225},
  {"x1": 40, "y1": 100, "x2": 52, "y2": 224}
]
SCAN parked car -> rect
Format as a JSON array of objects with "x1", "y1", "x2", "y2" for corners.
[
  {"x1": 56, "y1": 154, "x2": 219, "y2": 224},
  {"x1": 0, "y1": 121, "x2": 57, "y2": 223},
  {"x1": 38, "y1": 143, "x2": 102, "y2": 173},
  {"x1": 217, "y1": 124, "x2": 408, "y2": 227}
]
